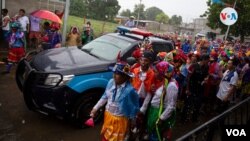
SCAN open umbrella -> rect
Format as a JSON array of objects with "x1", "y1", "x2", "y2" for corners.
[{"x1": 30, "y1": 10, "x2": 62, "y2": 24}]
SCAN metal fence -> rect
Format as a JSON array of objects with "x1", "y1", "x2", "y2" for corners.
[{"x1": 176, "y1": 96, "x2": 250, "y2": 141}]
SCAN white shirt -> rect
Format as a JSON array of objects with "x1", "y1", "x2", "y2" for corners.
[
  {"x1": 2, "y1": 15, "x2": 10, "y2": 31},
  {"x1": 140, "y1": 81, "x2": 178, "y2": 120},
  {"x1": 93, "y1": 81, "x2": 127, "y2": 116},
  {"x1": 138, "y1": 70, "x2": 147, "y2": 98},
  {"x1": 125, "y1": 20, "x2": 135, "y2": 28},
  {"x1": 217, "y1": 70, "x2": 238, "y2": 101},
  {"x1": 18, "y1": 16, "x2": 29, "y2": 31},
  {"x1": 30, "y1": 16, "x2": 41, "y2": 32}
]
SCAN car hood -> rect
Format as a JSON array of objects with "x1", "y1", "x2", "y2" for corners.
[{"x1": 31, "y1": 47, "x2": 112, "y2": 75}]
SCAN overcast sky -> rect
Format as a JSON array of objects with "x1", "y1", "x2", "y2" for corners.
[{"x1": 117, "y1": 0, "x2": 208, "y2": 23}]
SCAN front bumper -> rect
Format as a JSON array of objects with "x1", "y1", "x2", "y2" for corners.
[{"x1": 16, "y1": 59, "x2": 78, "y2": 117}]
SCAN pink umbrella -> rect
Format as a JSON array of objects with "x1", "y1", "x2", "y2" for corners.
[{"x1": 30, "y1": 10, "x2": 62, "y2": 24}]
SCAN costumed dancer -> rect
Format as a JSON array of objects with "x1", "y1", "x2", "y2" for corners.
[
  {"x1": 130, "y1": 47, "x2": 142, "y2": 72},
  {"x1": 6, "y1": 22, "x2": 25, "y2": 73},
  {"x1": 90, "y1": 63, "x2": 139, "y2": 141},
  {"x1": 131, "y1": 50, "x2": 155, "y2": 140},
  {"x1": 203, "y1": 51, "x2": 221, "y2": 113},
  {"x1": 219, "y1": 51, "x2": 230, "y2": 73},
  {"x1": 147, "y1": 61, "x2": 178, "y2": 141},
  {"x1": 130, "y1": 39, "x2": 155, "y2": 140},
  {"x1": 48, "y1": 24, "x2": 62, "y2": 49}
]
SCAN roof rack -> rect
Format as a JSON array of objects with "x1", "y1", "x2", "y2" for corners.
[{"x1": 117, "y1": 26, "x2": 153, "y2": 39}]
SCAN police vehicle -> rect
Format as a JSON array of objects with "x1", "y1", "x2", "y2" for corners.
[{"x1": 16, "y1": 26, "x2": 174, "y2": 127}]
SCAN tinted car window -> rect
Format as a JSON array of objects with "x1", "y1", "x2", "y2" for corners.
[
  {"x1": 152, "y1": 43, "x2": 173, "y2": 53},
  {"x1": 82, "y1": 35, "x2": 132, "y2": 61}
]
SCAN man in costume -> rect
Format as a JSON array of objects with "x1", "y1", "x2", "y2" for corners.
[{"x1": 147, "y1": 61, "x2": 178, "y2": 141}]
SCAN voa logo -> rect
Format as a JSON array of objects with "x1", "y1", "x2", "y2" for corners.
[
  {"x1": 226, "y1": 129, "x2": 246, "y2": 136},
  {"x1": 220, "y1": 7, "x2": 238, "y2": 26}
]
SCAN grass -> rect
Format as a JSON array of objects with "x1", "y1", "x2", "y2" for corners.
[{"x1": 66, "y1": 16, "x2": 119, "y2": 37}]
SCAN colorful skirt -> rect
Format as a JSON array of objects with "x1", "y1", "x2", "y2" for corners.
[
  {"x1": 101, "y1": 111, "x2": 129, "y2": 141},
  {"x1": 147, "y1": 106, "x2": 176, "y2": 134},
  {"x1": 8, "y1": 47, "x2": 25, "y2": 63}
]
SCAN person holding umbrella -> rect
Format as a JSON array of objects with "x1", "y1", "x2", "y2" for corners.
[
  {"x1": 15, "y1": 9, "x2": 29, "y2": 50},
  {"x1": 52, "y1": 8, "x2": 65, "y2": 30}
]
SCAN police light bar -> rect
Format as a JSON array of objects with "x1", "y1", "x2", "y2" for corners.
[
  {"x1": 117, "y1": 26, "x2": 132, "y2": 34},
  {"x1": 117, "y1": 26, "x2": 153, "y2": 38},
  {"x1": 131, "y1": 28, "x2": 153, "y2": 37}
]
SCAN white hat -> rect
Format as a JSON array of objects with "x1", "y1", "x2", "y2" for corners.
[{"x1": 130, "y1": 16, "x2": 135, "y2": 19}]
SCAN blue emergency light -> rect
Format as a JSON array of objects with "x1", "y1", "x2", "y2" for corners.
[
  {"x1": 117, "y1": 26, "x2": 154, "y2": 39},
  {"x1": 117, "y1": 26, "x2": 132, "y2": 34}
]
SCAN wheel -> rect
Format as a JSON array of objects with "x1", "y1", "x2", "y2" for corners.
[{"x1": 72, "y1": 91, "x2": 104, "y2": 128}]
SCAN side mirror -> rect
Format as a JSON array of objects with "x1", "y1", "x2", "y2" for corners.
[{"x1": 126, "y1": 57, "x2": 136, "y2": 66}]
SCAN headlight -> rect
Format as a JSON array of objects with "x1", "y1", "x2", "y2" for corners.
[
  {"x1": 44, "y1": 74, "x2": 62, "y2": 86},
  {"x1": 44, "y1": 74, "x2": 74, "y2": 86},
  {"x1": 59, "y1": 75, "x2": 74, "y2": 86}
]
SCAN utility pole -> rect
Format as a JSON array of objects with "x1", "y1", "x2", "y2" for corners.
[
  {"x1": 2, "y1": 0, "x2": 5, "y2": 8},
  {"x1": 136, "y1": 0, "x2": 142, "y2": 27},
  {"x1": 62, "y1": 0, "x2": 70, "y2": 46},
  {"x1": 224, "y1": 0, "x2": 237, "y2": 41}
]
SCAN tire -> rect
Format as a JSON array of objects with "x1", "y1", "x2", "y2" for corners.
[{"x1": 72, "y1": 91, "x2": 104, "y2": 128}]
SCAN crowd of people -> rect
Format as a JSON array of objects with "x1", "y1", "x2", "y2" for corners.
[
  {"x1": 89, "y1": 35, "x2": 250, "y2": 141},
  {"x1": 1, "y1": 8, "x2": 94, "y2": 73}
]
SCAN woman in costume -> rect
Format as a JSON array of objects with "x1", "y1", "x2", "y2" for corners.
[
  {"x1": 6, "y1": 22, "x2": 25, "y2": 73},
  {"x1": 90, "y1": 63, "x2": 139, "y2": 141}
]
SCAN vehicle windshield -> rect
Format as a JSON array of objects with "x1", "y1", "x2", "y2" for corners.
[{"x1": 81, "y1": 35, "x2": 132, "y2": 61}]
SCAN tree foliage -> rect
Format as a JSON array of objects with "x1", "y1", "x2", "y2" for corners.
[
  {"x1": 155, "y1": 12, "x2": 169, "y2": 24},
  {"x1": 203, "y1": 0, "x2": 250, "y2": 41},
  {"x1": 169, "y1": 15, "x2": 182, "y2": 25},
  {"x1": 145, "y1": 6, "x2": 164, "y2": 21},
  {"x1": 133, "y1": 4, "x2": 146, "y2": 20},
  {"x1": 120, "y1": 9, "x2": 132, "y2": 17},
  {"x1": 70, "y1": 0, "x2": 121, "y2": 21}
]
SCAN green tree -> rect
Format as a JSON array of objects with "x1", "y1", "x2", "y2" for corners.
[
  {"x1": 120, "y1": 9, "x2": 132, "y2": 17},
  {"x1": 155, "y1": 12, "x2": 169, "y2": 24},
  {"x1": 70, "y1": 0, "x2": 87, "y2": 17},
  {"x1": 169, "y1": 15, "x2": 182, "y2": 25},
  {"x1": 202, "y1": 0, "x2": 250, "y2": 41},
  {"x1": 70, "y1": 0, "x2": 120, "y2": 21},
  {"x1": 145, "y1": 6, "x2": 164, "y2": 21},
  {"x1": 133, "y1": 4, "x2": 146, "y2": 20}
]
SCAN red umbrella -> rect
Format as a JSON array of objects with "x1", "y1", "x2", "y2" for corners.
[{"x1": 30, "y1": 10, "x2": 62, "y2": 24}]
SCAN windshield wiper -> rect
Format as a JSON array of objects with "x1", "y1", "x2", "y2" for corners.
[
  {"x1": 82, "y1": 48, "x2": 101, "y2": 59},
  {"x1": 88, "y1": 52, "x2": 101, "y2": 59},
  {"x1": 81, "y1": 48, "x2": 92, "y2": 53}
]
